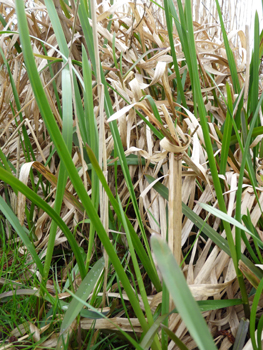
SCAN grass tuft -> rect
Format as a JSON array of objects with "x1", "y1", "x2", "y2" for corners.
[{"x1": 0, "y1": 1, "x2": 263, "y2": 349}]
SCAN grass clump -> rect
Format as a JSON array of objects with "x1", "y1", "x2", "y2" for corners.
[{"x1": 0, "y1": 0, "x2": 263, "y2": 349}]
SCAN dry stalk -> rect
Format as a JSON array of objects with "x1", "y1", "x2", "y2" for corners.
[
  {"x1": 160, "y1": 103, "x2": 191, "y2": 316},
  {"x1": 168, "y1": 152, "x2": 183, "y2": 265}
]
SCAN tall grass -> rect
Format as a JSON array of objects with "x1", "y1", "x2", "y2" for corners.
[{"x1": 0, "y1": 0, "x2": 263, "y2": 349}]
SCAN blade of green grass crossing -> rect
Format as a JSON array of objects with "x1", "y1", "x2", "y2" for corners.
[
  {"x1": 0, "y1": 167, "x2": 85, "y2": 279},
  {"x1": 151, "y1": 235, "x2": 217, "y2": 350},
  {"x1": 219, "y1": 83, "x2": 233, "y2": 175},
  {"x1": 59, "y1": 258, "x2": 104, "y2": 338},
  {"x1": 235, "y1": 91, "x2": 263, "y2": 263},
  {"x1": 44, "y1": 0, "x2": 69, "y2": 56},
  {"x1": 249, "y1": 11, "x2": 260, "y2": 115},
  {"x1": 85, "y1": 144, "x2": 161, "y2": 291},
  {"x1": 161, "y1": 325, "x2": 189, "y2": 350},
  {"x1": 0, "y1": 148, "x2": 13, "y2": 178},
  {"x1": 0, "y1": 47, "x2": 34, "y2": 161},
  {"x1": 0, "y1": 15, "x2": 21, "y2": 53},
  {"x1": 40, "y1": 0, "x2": 73, "y2": 282},
  {"x1": 82, "y1": 47, "x2": 99, "y2": 271},
  {"x1": 167, "y1": 0, "x2": 193, "y2": 81},
  {"x1": 182, "y1": 0, "x2": 239, "y2": 280},
  {"x1": 118, "y1": 196, "x2": 161, "y2": 348},
  {"x1": 249, "y1": 12, "x2": 261, "y2": 160},
  {"x1": 140, "y1": 314, "x2": 168, "y2": 349},
  {"x1": 198, "y1": 203, "x2": 263, "y2": 249},
  {"x1": 215, "y1": 0, "x2": 240, "y2": 94},
  {"x1": 15, "y1": 3, "x2": 154, "y2": 335},
  {"x1": 250, "y1": 277, "x2": 263, "y2": 350},
  {"x1": 59, "y1": 291, "x2": 146, "y2": 350},
  {"x1": 43, "y1": 65, "x2": 73, "y2": 281},
  {"x1": 163, "y1": 0, "x2": 187, "y2": 108},
  {"x1": 76, "y1": 2, "x2": 156, "y2": 271},
  {"x1": 144, "y1": 174, "x2": 263, "y2": 282},
  {"x1": 0, "y1": 195, "x2": 43, "y2": 274}
]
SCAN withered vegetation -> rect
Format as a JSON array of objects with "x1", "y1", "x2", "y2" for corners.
[{"x1": 0, "y1": 1, "x2": 263, "y2": 349}]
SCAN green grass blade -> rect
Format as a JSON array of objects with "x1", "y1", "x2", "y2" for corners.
[
  {"x1": 140, "y1": 314, "x2": 168, "y2": 349},
  {"x1": 214, "y1": 0, "x2": 240, "y2": 94},
  {"x1": 242, "y1": 213, "x2": 263, "y2": 264},
  {"x1": 163, "y1": 0, "x2": 187, "y2": 108},
  {"x1": 106, "y1": 103, "x2": 155, "y2": 271},
  {"x1": 144, "y1": 174, "x2": 263, "y2": 282},
  {"x1": 0, "y1": 15, "x2": 21, "y2": 53},
  {"x1": 118, "y1": 197, "x2": 157, "y2": 333},
  {"x1": 219, "y1": 83, "x2": 233, "y2": 175},
  {"x1": 162, "y1": 281, "x2": 169, "y2": 350},
  {"x1": 161, "y1": 325, "x2": 189, "y2": 350},
  {"x1": 15, "y1": 2, "x2": 151, "y2": 331},
  {"x1": 151, "y1": 235, "x2": 217, "y2": 350},
  {"x1": 250, "y1": 277, "x2": 263, "y2": 350},
  {"x1": 249, "y1": 11, "x2": 260, "y2": 115},
  {"x1": 257, "y1": 315, "x2": 263, "y2": 350},
  {"x1": 235, "y1": 91, "x2": 263, "y2": 257},
  {"x1": 198, "y1": 203, "x2": 263, "y2": 249},
  {"x1": 0, "y1": 167, "x2": 86, "y2": 279},
  {"x1": 0, "y1": 47, "x2": 34, "y2": 161},
  {"x1": 59, "y1": 0, "x2": 71, "y2": 19},
  {"x1": 59, "y1": 258, "x2": 104, "y2": 336},
  {"x1": 60, "y1": 290, "x2": 145, "y2": 350},
  {"x1": 197, "y1": 299, "x2": 242, "y2": 311},
  {"x1": 76, "y1": 2, "x2": 156, "y2": 273},
  {"x1": 39, "y1": 1, "x2": 74, "y2": 282},
  {"x1": 108, "y1": 86, "x2": 163, "y2": 140},
  {"x1": 167, "y1": 0, "x2": 193, "y2": 81},
  {"x1": 233, "y1": 318, "x2": 249, "y2": 350},
  {"x1": 44, "y1": 0, "x2": 69, "y2": 57},
  {"x1": 41, "y1": 44, "x2": 62, "y2": 117},
  {"x1": 0, "y1": 195, "x2": 43, "y2": 274},
  {"x1": 0, "y1": 148, "x2": 13, "y2": 177},
  {"x1": 82, "y1": 47, "x2": 99, "y2": 151},
  {"x1": 43, "y1": 66, "x2": 73, "y2": 281},
  {"x1": 118, "y1": 197, "x2": 161, "y2": 349},
  {"x1": 183, "y1": 0, "x2": 238, "y2": 276},
  {"x1": 82, "y1": 47, "x2": 99, "y2": 271},
  {"x1": 77, "y1": 1, "x2": 95, "y2": 69},
  {"x1": 85, "y1": 144, "x2": 161, "y2": 291}
]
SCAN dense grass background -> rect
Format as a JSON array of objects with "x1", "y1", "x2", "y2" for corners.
[{"x1": 0, "y1": 0, "x2": 263, "y2": 349}]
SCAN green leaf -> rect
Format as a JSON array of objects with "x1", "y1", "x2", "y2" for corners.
[
  {"x1": 60, "y1": 290, "x2": 146, "y2": 350},
  {"x1": 140, "y1": 314, "x2": 168, "y2": 349},
  {"x1": 220, "y1": 83, "x2": 233, "y2": 175},
  {"x1": 144, "y1": 174, "x2": 263, "y2": 282},
  {"x1": 59, "y1": 258, "x2": 104, "y2": 336},
  {"x1": 249, "y1": 11, "x2": 260, "y2": 115},
  {"x1": 0, "y1": 167, "x2": 86, "y2": 279},
  {"x1": 86, "y1": 145, "x2": 161, "y2": 291},
  {"x1": 151, "y1": 235, "x2": 217, "y2": 350},
  {"x1": 198, "y1": 202, "x2": 263, "y2": 249},
  {"x1": 197, "y1": 299, "x2": 242, "y2": 312},
  {"x1": 161, "y1": 325, "x2": 189, "y2": 350},
  {"x1": 77, "y1": 0, "x2": 157, "y2": 289},
  {"x1": 0, "y1": 196, "x2": 43, "y2": 274},
  {"x1": 14, "y1": 1, "x2": 153, "y2": 332},
  {"x1": 44, "y1": 0, "x2": 69, "y2": 57},
  {"x1": 233, "y1": 318, "x2": 249, "y2": 350},
  {"x1": 163, "y1": 0, "x2": 187, "y2": 108},
  {"x1": 214, "y1": 0, "x2": 240, "y2": 94},
  {"x1": 250, "y1": 277, "x2": 263, "y2": 350}
]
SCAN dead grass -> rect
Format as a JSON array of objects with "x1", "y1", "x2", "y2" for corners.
[{"x1": 0, "y1": 1, "x2": 263, "y2": 349}]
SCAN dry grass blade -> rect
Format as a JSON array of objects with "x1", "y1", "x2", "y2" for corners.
[{"x1": 0, "y1": 0, "x2": 262, "y2": 349}]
